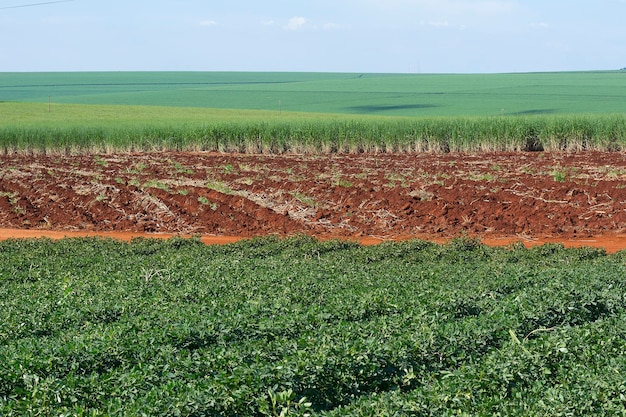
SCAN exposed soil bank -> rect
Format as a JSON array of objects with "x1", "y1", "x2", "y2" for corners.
[{"x1": 2, "y1": 151, "x2": 626, "y2": 251}]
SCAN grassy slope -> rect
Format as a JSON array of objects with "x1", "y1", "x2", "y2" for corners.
[
  {"x1": 1, "y1": 101, "x2": 625, "y2": 154},
  {"x1": 1, "y1": 71, "x2": 625, "y2": 153},
  {"x1": 2, "y1": 71, "x2": 626, "y2": 116},
  {"x1": 0, "y1": 101, "x2": 332, "y2": 127}
]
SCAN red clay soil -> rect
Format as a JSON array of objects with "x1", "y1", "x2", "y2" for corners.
[{"x1": 2, "y1": 151, "x2": 626, "y2": 251}]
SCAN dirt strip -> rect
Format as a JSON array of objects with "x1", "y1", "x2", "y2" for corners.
[
  {"x1": 3, "y1": 152, "x2": 626, "y2": 248},
  {"x1": 1, "y1": 228, "x2": 626, "y2": 253}
]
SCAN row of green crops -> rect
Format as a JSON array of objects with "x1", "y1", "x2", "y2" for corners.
[
  {"x1": 2, "y1": 236, "x2": 626, "y2": 415},
  {"x1": 2, "y1": 102, "x2": 626, "y2": 154}
]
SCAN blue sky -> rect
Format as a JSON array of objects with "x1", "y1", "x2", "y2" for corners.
[{"x1": 1, "y1": 0, "x2": 625, "y2": 73}]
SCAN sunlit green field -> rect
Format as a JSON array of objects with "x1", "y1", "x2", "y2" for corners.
[
  {"x1": 2, "y1": 236, "x2": 626, "y2": 415},
  {"x1": 2, "y1": 71, "x2": 626, "y2": 116},
  {"x1": 1, "y1": 101, "x2": 625, "y2": 154},
  {"x1": 1, "y1": 71, "x2": 625, "y2": 153}
]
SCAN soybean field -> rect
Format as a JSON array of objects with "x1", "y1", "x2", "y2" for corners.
[{"x1": 1, "y1": 236, "x2": 626, "y2": 415}]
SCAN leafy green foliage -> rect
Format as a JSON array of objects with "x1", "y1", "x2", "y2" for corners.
[{"x1": 1, "y1": 236, "x2": 625, "y2": 415}]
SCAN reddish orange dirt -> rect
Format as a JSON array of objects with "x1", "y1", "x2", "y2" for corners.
[{"x1": 2, "y1": 151, "x2": 626, "y2": 252}]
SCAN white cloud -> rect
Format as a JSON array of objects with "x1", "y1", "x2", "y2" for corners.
[
  {"x1": 199, "y1": 20, "x2": 217, "y2": 27},
  {"x1": 262, "y1": 20, "x2": 276, "y2": 26},
  {"x1": 323, "y1": 22, "x2": 343, "y2": 30},
  {"x1": 286, "y1": 16, "x2": 307, "y2": 30},
  {"x1": 531, "y1": 22, "x2": 550, "y2": 29}
]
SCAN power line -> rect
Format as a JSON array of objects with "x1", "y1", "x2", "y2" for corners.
[{"x1": 0, "y1": 0, "x2": 74, "y2": 10}]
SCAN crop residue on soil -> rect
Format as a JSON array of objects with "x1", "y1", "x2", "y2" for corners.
[{"x1": 1, "y1": 151, "x2": 626, "y2": 243}]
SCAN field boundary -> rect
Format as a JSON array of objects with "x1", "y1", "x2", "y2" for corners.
[{"x1": 2, "y1": 228, "x2": 626, "y2": 253}]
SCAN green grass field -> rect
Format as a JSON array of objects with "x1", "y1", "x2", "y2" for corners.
[
  {"x1": 2, "y1": 236, "x2": 626, "y2": 416},
  {"x1": 0, "y1": 71, "x2": 626, "y2": 153},
  {"x1": 1, "y1": 71, "x2": 625, "y2": 153},
  {"x1": 1, "y1": 101, "x2": 625, "y2": 154},
  {"x1": 2, "y1": 71, "x2": 626, "y2": 116}
]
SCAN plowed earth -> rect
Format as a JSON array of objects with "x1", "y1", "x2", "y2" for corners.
[{"x1": 2, "y1": 151, "x2": 626, "y2": 250}]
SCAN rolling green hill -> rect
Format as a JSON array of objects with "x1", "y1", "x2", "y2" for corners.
[
  {"x1": 2, "y1": 71, "x2": 625, "y2": 117},
  {"x1": 2, "y1": 71, "x2": 625, "y2": 154}
]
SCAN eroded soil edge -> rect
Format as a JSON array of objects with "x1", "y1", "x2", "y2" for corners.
[{"x1": 2, "y1": 151, "x2": 626, "y2": 251}]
